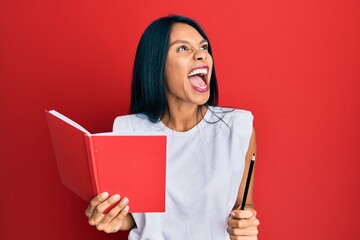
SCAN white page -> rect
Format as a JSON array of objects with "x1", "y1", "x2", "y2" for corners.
[
  {"x1": 48, "y1": 110, "x2": 166, "y2": 137},
  {"x1": 48, "y1": 110, "x2": 91, "y2": 136}
]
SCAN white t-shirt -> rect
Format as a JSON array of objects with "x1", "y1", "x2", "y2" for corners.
[{"x1": 113, "y1": 106, "x2": 254, "y2": 240}]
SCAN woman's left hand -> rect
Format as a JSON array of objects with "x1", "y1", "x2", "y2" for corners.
[{"x1": 227, "y1": 206, "x2": 260, "y2": 240}]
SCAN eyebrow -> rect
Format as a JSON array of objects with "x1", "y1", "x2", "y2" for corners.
[{"x1": 169, "y1": 39, "x2": 208, "y2": 47}]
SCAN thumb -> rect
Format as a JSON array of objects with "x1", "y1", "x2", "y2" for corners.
[
  {"x1": 230, "y1": 208, "x2": 254, "y2": 219},
  {"x1": 239, "y1": 209, "x2": 254, "y2": 219},
  {"x1": 237, "y1": 206, "x2": 257, "y2": 219}
]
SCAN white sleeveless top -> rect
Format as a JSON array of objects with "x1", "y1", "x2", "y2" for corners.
[{"x1": 113, "y1": 106, "x2": 253, "y2": 240}]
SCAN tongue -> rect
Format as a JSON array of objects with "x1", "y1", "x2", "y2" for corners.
[{"x1": 189, "y1": 75, "x2": 206, "y2": 88}]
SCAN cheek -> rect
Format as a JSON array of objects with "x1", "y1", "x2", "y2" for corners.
[
  {"x1": 208, "y1": 54, "x2": 213, "y2": 68},
  {"x1": 207, "y1": 55, "x2": 214, "y2": 79},
  {"x1": 165, "y1": 70, "x2": 182, "y2": 93},
  {"x1": 165, "y1": 59, "x2": 188, "y2": 87}
]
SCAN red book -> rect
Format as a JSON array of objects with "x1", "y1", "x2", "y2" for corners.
[{"x1": 45, "y1": 110, "x2": 166, "y2": 213}]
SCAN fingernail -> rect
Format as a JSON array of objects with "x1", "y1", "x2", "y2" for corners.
[
  {"x1": 231, "y1": 211, "x2": 235, "y2": 217},
  {"x1": 121, "y1": 197, "x2": 129, "y2": 205},
  {"x1": 101, "y1": 192, "x2": 109, "y2": 198},
  {"x1": 123, "y1": 205, "x2": 129, "y2": 212},
  {"x1": 112, "y1": 194, "x2": 120, "y2": 201}
]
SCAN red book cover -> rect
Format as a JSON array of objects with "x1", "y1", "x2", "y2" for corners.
[{"x1": 45, "y1": 110, "x2": 166, "y2": 213}]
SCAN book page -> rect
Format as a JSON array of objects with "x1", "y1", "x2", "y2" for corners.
[
  {"x1": 48, "y1": 110, "x2": 91, "y2": 135},
  {"x1": 93, "y1": 132, "x2": 167, "y2": 136}
]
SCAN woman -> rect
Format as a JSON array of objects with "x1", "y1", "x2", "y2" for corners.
[{"x1": 85, "y1": 15, "x2": 260, "y2": 239}]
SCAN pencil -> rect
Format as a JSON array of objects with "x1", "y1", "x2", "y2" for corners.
[{"x1": 240, "y1": 153, "x2": 256, "y2": 210}]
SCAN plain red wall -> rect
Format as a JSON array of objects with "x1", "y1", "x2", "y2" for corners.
[{"x1": 1, "y1": 0, "x2": 359, "y2": 239}]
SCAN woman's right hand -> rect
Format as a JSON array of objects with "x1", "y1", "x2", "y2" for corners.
[{"x1": 85, "y1": 192, "x2": 134, "y2": 233}]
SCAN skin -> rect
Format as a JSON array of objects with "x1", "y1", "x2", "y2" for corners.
[
  {"x1": 85, "y1": 23, "x2": 260, "y2": 238},
  {"x1": 227, "y1": 129, "x2": 260, "y2": 239},
  {"x1": 161, "y1": 23, "x2": 213, "y2": 131}
]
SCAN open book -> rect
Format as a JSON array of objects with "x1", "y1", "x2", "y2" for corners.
[{"x1": 45, "y1": 110, "x2": 166, "y2": 213}]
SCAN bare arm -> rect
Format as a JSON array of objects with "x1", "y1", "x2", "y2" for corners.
[
  {"x1": 234, "y1": 127, "x2": 257, "y2": 210},
  {"x1": 227, "y1": 128, "x2": 260, "y2": 239}
]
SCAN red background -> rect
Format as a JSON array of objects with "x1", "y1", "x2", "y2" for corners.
[{"x1": 1, "y1": 0, "x2": 359, "y2": 239}]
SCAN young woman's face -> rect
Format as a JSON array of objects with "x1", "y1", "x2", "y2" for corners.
[{"x1": 165, "y1": 23, "x2": 213, "y2": 107}]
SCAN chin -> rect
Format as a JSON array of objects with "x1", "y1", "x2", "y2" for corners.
[{"x1": 193, "y1": 94, "x2": 210, "y2": 106}]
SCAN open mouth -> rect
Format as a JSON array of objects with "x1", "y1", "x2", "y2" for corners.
[{"x1": 188, "y1": 67, "x2": 209, "y2": 92}]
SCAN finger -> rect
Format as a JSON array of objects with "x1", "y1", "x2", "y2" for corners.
[
  {"x1": 228, "y1": 226, "x2": 259, "y2": 236},
  {"x1": 228, "y1": 217, "x2": 260, "y2": 229},
  {"x1": 102, "y1": 197, "x2": 129, "y2": 223},
  {"x1": 231, "y1": 207, "x2": 257, "y2": 219},
  {"x1": 89, "y1": 194, "x2": 121, "y2": 226},
  {"x1": 85, "y1": 192, "x2": 109, "y2": 218},
  {"x1": 94, "y1": 194, "x2": 121, "y2": 215},
  {"x1": 229, "y1": 234, "x2": 258, "y2": 240},
  {"x1": 104, "y1": 205, "x2": 130, "y2": 233}
]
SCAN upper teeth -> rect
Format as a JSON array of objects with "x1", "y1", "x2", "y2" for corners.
[{"x1": 188, "y1": 68, "x2": 208, "y2": 77}]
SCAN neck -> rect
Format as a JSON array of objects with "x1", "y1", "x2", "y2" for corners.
[{"x1": 161, "y1": 104, "x2": 207, "y2": 132}]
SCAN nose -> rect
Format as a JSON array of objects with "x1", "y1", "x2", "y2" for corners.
[{"x1": 193, "y1": 49, "x2": 207, "y2": 61}]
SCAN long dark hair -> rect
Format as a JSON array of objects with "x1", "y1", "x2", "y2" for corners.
[{"x1": 130, "y1": 15, "x2": 219, "y2": 123}]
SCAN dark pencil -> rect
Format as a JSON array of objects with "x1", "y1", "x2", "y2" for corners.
[{"x1": 240, "y1": 153, "x2": 256, "y2": 210}]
